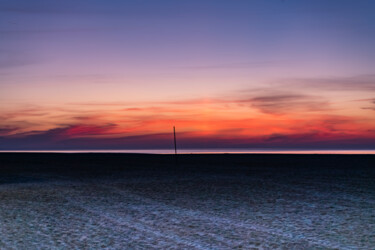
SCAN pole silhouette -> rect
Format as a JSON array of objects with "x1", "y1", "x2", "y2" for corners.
[{"x1": 173, "y1": 126, "x2": 177, "y2": 154}]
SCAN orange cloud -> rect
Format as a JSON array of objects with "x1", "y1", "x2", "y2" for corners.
[{"x1": 1, "y1": 89, "x2": 375, "y2": 150}]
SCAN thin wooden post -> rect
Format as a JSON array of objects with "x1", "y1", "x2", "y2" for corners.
[{"x1": 173, "y1": 126, "x2": 177, "y2": 154}]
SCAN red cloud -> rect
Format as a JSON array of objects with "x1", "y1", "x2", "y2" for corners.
[{"x1": 62, "y1": 124, "x2": 118, "y2": 137}]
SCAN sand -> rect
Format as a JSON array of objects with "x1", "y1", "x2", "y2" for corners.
[{"x1": 0, "y1": 153, "x2": 374, "y2": 249}]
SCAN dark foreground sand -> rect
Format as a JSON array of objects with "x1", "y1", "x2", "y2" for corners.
[{"x1": 0, "y1": 153, "x2": 374, "y2": 249}]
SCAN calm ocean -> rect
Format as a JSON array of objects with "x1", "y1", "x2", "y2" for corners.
[{"x1": 1, "y1": 149, "x2": 375, "y2": 154}]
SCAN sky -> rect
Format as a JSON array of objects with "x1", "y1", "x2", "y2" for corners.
[{"x1": 1, "y1": 0, "x2": 375, "y2": 150}]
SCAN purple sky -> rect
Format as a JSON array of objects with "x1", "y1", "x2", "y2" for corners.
[{"x1": 1, "y1": 0, "x2": 375, "y2": 150}]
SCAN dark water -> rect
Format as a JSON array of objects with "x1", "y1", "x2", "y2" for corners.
[{"x1": 1, "y1": 149, "x2": 375, "y2": 154}]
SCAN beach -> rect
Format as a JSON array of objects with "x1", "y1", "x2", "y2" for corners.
[{"x1": 0, "y1": 153, "x2": 374, "y2": 249}]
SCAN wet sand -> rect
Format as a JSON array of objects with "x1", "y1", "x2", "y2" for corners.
[{"x1": 0, "y1": 153, "x2": 374, "y2": 249}]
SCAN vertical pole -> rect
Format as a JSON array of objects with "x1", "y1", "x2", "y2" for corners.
[{"x1": 173, "y1": 126, "x2": 177, "y2": 155}]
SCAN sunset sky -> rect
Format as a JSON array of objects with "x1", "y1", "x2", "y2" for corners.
[{"x1": 1, "y1": 0, "x2": 375, "y2": 150}]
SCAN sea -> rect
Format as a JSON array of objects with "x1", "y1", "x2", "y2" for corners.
[{"x1": 1, "y1": 149, "x2": 375, "y2": 154}]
